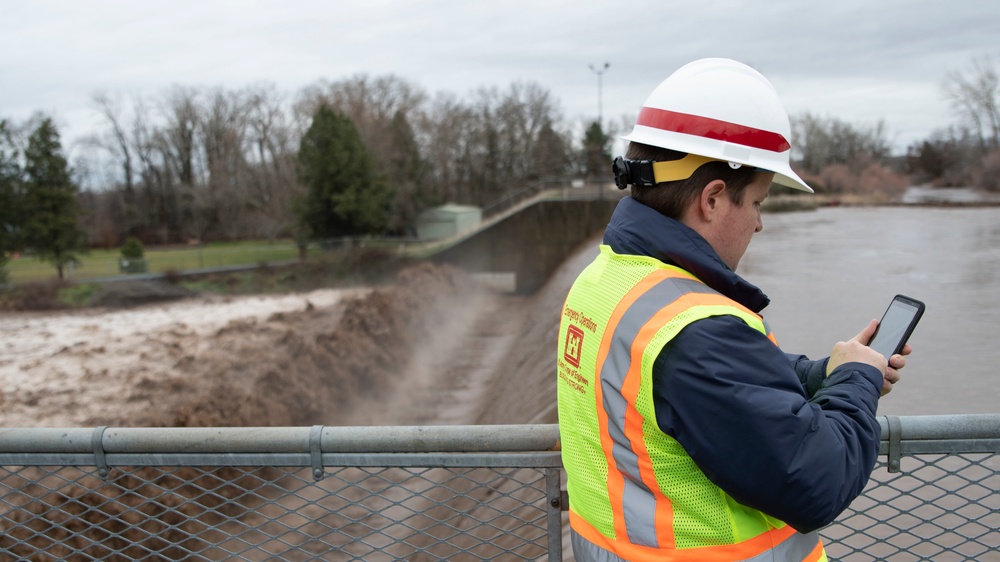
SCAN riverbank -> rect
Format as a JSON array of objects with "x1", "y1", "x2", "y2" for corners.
[
  {"x1": 0, "y1": 247, "x2": 409, "y2": 312},
  {"x1": 764, "y1": 185, "x2": 1000, "y2": 212}
]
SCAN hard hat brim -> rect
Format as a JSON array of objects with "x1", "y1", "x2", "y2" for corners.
[{"x1": 622, "y1": 126, "x2": 814, "y2": 193}]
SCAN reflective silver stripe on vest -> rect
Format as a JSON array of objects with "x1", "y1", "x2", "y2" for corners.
[
  {"x1": 571, "y1": 528, "x2": 629, "y2": 562},
  {"x1": 742, "y1": 530, "x2": 821, "y2": 562},
  {"x1": 573, "y1": 526, "x2": 821, "y2": 562},
  {"x1": 599, "y1": 276, "x2": 717, "y2": 546}
]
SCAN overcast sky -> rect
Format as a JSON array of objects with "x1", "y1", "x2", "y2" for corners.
[{"x1": 2, "y1": 0, "x2": 998, "y2": 158}]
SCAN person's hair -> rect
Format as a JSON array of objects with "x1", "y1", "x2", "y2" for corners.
[{"x1": 625, "y1": 142, "x2": 763, "y2": 220}]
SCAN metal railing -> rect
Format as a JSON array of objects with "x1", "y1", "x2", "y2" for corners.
[
  {"x1": 0, "y1": 425, "x2": 564, "y2": 561},
  {"x1": 825, "y1": 414, "x2": 1000, "y2": 561},
  {"x1": 480, "y1": 179, "x2": 614, "y2": 219},
  {"x1": 0, "y1": 416, "x2": 997, "y2": 561}
]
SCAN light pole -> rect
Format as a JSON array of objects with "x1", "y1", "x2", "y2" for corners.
[{"x1": 589, "y1": 62, "x2": 610, "y2": 128}]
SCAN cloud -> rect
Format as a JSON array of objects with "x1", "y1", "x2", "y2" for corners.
[{"x1": 1, "y1": 0, "x2": 996, "y2": 153}]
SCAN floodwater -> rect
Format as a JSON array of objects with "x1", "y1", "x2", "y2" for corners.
[
  {"x1": 739, "y1": 205, "x2": 1000, "y2": 416},
  {"x1": 2, "y1": 204, "x2": 997, "y2": 428}
]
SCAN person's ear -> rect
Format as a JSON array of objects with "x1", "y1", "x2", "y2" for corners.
[{"x1": 698, "y1": 179, "x2": 728, "y2": 220}]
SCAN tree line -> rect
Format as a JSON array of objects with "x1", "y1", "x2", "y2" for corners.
[
  {"x1": 2, "y1": 54, "x2": 998, "y2": 280},
  {"x1": 794, "y1": 54, "x2": 1000, "y2": 196},
  {"x1": 1, "y1": 75, "x2": 610, "y2": 280}
]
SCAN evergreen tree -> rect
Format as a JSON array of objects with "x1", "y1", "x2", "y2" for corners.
[
  {"x1": 386, "y1": 109, "x2": 431, "y2": 233},
  {"x1": 534, "y1": 118, "x2": 571, "y2": 179},
  {"x1": 582, "y1": 121, "x2": 611, "y2": 179},
  {"x1": 0, "y1": 120, "x2": 21, "y2": 283},
  {"x1": 296, "y1": 105, "x2": 393, "y2": 239},
  {"x1": 21, "y1": 117, "x2": 86, "y2": 279}
]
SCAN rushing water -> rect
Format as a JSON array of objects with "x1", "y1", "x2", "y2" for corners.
[{"x1": 739, "y1": 205, "x2": 1000, "y2": 415}]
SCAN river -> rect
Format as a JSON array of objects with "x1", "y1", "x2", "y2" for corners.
[{"x1": 739, "y1": 205, "x2": 1000, "y2": 416}]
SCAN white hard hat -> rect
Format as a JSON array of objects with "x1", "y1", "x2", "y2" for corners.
[{"x1": 622, "y1": 58, "x2": 813, "y2": 193}]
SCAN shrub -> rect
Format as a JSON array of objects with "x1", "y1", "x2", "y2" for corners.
[
  {"x1": 0, "y1": 280, "x2": 68, "y2": 311},
  {"x1": 975, "y1": 149, "x2": 1000, "y2": 192},
  {"x1": 120, "y1": 237, "x2": 144, "y2": 259},
  {"x1": 858, "y1": 163, "x2": 909, "y2": 197},
  {"x1": 819, "y1": 163, "x2": 855, "y2": 193}
]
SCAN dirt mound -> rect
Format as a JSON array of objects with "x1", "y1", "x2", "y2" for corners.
[
  {"x1": 0, "y1": 244, "x2": 598, "y2": 430},
  {"x1": 144, "y1": 262, "x2": 489, "y2": 427}
]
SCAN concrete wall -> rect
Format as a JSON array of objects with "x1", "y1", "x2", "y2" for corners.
[
  {"x1": 416, "y1": 204, "x2": 483, "y2": 241},
  {"x1": 431, "y1": 198, "x2": 621, "y2": 294}
]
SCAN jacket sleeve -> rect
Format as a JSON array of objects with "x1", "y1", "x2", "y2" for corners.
[
  {"x1": 786, "y1": 353, "x2": 830, "y2": 398},
  {"x1": 652, "y1": 314, "x2": 883, "y2": 533}
]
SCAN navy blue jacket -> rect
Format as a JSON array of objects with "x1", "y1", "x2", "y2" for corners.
[{"x1": 603, "y1": 197, "x2": 883, "y2": 533}]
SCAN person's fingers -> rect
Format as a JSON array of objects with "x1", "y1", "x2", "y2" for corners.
[{"x1": 852, "y1": 319, "x2": 880, "y2": 344}]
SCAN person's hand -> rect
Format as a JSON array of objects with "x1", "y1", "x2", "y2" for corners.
[
  {"x1": 827, "y1": 319, "x2": 888, "y2": 385},
  {"x1": 882, "y1": 343, "x2": 912, "y2": 396}
]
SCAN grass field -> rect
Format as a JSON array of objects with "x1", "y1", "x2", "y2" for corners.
[{"x1": 4, "y1": 240, "x2": 308, "y2": 284}]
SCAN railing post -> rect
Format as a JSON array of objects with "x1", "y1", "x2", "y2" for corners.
[
  {"x1": 309, "y1": 425, "x2": 325, "y2": 480},
  {"x1": 91, "y1": 425, "x2": 109, "y2": 480},
  {"x1": 886, "y1": 415, "x2": 903, "y2": 473},
  {"x1": 545, "y1": 467, "x2": 563, "y2": 560}
]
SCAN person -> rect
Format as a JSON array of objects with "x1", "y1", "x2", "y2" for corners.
[{"x1": 556, "y1": 58, "x2": 911, "y2": 562}]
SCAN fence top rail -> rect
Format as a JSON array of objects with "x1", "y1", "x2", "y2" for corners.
[
  {"x1": 0, "y1": 424, "x2": 562, "y2": 455},
  {"x1": 0, "y1": 415, "x2": 997, "y2": 456},
  {"x1": 878, "y1": 413, "x2": 1000, "y2": 440}
]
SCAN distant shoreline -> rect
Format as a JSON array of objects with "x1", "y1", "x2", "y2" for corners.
[{"x1": 764, "y1": 190, "x2": 1000, "y2": 212}]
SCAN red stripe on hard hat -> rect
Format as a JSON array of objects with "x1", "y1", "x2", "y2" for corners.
[{"x1": 636, "y1": 107, "x2": 791, "y2": 153}]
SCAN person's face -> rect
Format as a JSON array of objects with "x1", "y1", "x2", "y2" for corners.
[{"x1": 712, "y1": 173, "x2": 773, "y2": 271}]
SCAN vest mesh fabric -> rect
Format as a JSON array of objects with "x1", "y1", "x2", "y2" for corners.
[{"x1": 558, "y1": 246, "x2": 822, "y2": 561}]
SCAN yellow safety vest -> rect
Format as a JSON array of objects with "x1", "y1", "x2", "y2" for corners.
[{"x1": 557, "y1": 246, "x2": 827, "y2": 562}]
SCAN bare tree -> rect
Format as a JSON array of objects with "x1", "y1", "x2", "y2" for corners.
[
  {"x1": 244, "y1": 83, "x2": 300, "y2": 240},
  {"x1": 132, "y1": 95, "x2": 182, "y2": 244},
  {"x1": 493, "y1": 81, "x2": 565, "y2": 183},
  {"x1": 74, "y1": 76, "x2": 579, "y2": 245},
  {"x1": 161, "y1": 86, "x2": 202, "y2": 189},
  {"x1": 944, "y1": 54, "x2": 1000, "y2": 151},
  {"x1": 89, "y1": 93, "x2": 142, "y2": 241},
  {"x1": 201, "y1": 88, "x2": 253, "y2": 240},
  {"x1": 91, "y1": 93, "x2": 136, "y2": 194},
  {"x1": 792, "y1": 113, "x2": 893, "y2": 175},
  {"x1": 419, "y1": 92, "x2": 477, "y2": 204},
  {"x1": 438, "y1": 81, "x2": 568, "y2": 206},
  {"x1": 76, "y1": 84, "x2": 305, "y2": 244}
]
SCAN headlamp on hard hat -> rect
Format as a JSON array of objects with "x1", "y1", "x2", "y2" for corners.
[
  {"x1": 613, "y1": 157, "x2": 653, "y2": 189},
  {"x1": 612, "y1": 152, "x2": 719, "y2": 189}
]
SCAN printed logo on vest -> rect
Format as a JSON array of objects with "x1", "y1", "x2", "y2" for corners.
[{"x1": 564, "y1": 325, "x2": 585, "y2": 368}]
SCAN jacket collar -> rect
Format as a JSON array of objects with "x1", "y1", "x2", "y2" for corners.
[{"x1": 602, "y1": 197, "x2": 770, "y2": 313}]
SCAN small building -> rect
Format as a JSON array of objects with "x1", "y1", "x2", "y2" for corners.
[{"x1": 416, "y1": 204, "x2": 482, "y2": 241}]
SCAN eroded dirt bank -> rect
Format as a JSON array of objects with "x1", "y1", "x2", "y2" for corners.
[{"x1": 0, "y1": 252, "x2": 595, "y2": 429}]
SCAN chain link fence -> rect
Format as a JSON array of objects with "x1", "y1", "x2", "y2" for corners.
[
  {"x1": 824, "y1": 454, "x2": 1000, "y2": 561},
  {"x1": 822, "y1": 415, "x2": 1000, "y2": 560},
  {"x1": 0, "y1": 417, "x2": 997, "y2": 561},
  {"x1": 0, "y1": 425, "x2": 563, "y2": 561},
  {"x1": 0, "y1": 464, "x2": 560, "y2": 561}
]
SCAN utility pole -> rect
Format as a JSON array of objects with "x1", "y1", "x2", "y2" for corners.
[{"x1": 589, "y1": 62, "x2": 610, "y2": 128}]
